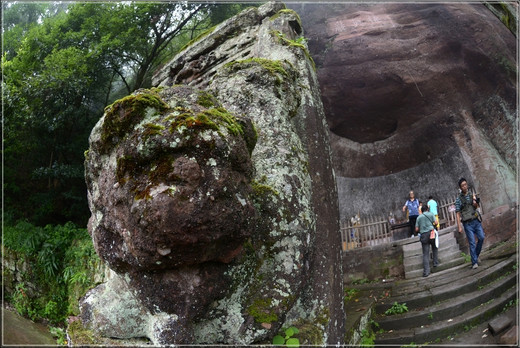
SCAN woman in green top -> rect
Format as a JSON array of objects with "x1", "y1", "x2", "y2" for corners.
[{"x1": 415, "y1": 204, "x2": 439, "y2": 277}]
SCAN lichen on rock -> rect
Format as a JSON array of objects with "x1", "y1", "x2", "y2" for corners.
[
  {"x1": 83, "y1": 85, "x2": 258, "y2": 343},
  {"x1": 81, "y1": 2, "x2": 344, "y2": 345}
]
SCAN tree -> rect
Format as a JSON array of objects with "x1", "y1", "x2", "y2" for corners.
[
  {"x1": 3, "y1": 1, "x2": 256, "y2": 226},
  {"x1": 3, "y1": 14, "x2": 107, "y2": 225}
]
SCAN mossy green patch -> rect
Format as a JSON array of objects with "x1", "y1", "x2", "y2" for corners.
[
  {"x1": 67, "y1": 320, "x2": 98, "y2": 345},
  {"x1": 142, "y1": 123, "x2": 165, "y2": 141},
  {"x1": 169, "y1": 106, "x2": 244, "y2": 137},
  {"x1": 101, "y1": 89, "x2": 169, "y2": 152},
  {"x1": 196, "y1": 90, "x2": 220, "y2": 108},
  {"x1": 270, "y1": 30, "x2": 316, "y2": 72},
  {"x1": 168, "y1": 109, "x2": 219, "y2": 134},
  {"x1": 291, "y1": 318, "x2": 325, "y2": 345},
  {"x1": 251, "y1": 180, "x2": 280, "y2": 199},
  {"x1": 247, "y1": 297, "x2": 278, "y2": 323},
  {"x1": 224, "y1": 57, "x2": 289, "y2": 85}
]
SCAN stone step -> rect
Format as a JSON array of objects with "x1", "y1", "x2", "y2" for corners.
[
  {"x1": 376, "y1": 254, "x2": 517, "y2": 314},
  {"x1": 404, "y1": 255, "x2": 466, "y2": 279},
  {"x1": 375, "y1": 270, "x2": 517, "y2": 331},
  {"x1": 374, "y1": 284, "x2": 518, "y2": 345},
  {"x1": 403, "y1": 243, "x2": 461, "y2": 270},
  {"x1": 391, "y1": 244, "x2": 512, "y2": 293},
  {"x1": 402, "y1": 231, "x2": 458, "y2": 258}
]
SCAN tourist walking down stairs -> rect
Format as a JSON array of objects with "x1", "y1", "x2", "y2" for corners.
[
  {"x1": 415, "y1": 203, "x2": 439, "y2": 277},
  {"x1": 455, "y1": 178, "x2": 485, "y2": 269}
]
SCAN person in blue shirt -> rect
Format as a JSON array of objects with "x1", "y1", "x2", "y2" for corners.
[
  {"x1": 427, "y1": 196, "x2": 439, "y2": 230},
  {"x1": 402, "y1": 190, "x2": 420, "y2": 237},
  {"x1": 415, "y1": 203, "x2": 439, "y2": 277}
]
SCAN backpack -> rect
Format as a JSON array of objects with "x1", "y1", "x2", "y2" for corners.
[{"x1": 459, "y1": 193, "x2": 477, "y2": 222}]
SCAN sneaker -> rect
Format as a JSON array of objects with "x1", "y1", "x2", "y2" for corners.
[{"x1": 472, "y1": 263, "x2": 478, "y2": 269}]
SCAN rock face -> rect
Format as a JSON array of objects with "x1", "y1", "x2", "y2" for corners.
[
  {"x1": 81, "y1": 2, "x2": 344, "y2": 345},
  {"x1": 290, "y1": 2, "x2": 517, "y2": 221}
]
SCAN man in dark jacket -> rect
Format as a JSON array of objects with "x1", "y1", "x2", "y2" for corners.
[{"x1": 455, "y1": 178, "x2": 485, "y2": 269}]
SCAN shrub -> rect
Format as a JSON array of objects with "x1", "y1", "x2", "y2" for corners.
[
  {"x1": 3, "y1": 220, "x2": 100, "y2": 325},
  {"x1": 384, "y1": 302, "x2": 408, "y2": 315}
]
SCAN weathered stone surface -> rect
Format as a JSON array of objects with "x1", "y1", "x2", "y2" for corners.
[
  {"x1": 290, "y1": 3, "x2": 517, "y2": 221},
  {"x1": 84, "y1": 84, "x2": 258, "y2": 343},
  {"x1": 498, "y1": 325, "x2": 518, "y2": 345},
  {"x1": 488, "y1": 314, "x2": 512, "y2": 336},
  {"x1": 82, "y1": 2, "x2": 344, "y2": 345},
  {"x1": 86, "y1": 86, "x2": 256, "y2": 274}
]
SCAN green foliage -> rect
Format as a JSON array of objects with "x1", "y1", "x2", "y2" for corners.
[
  {"x1": 3, "y1": 2, "x2": 247, "y2": 227},
  {"x1": 42, "y1": 301, "x2": 61, "y2": 324},
  {"x1": 49, "y1": 326, "x2": 67, "y2": 345},
  {"x1": 3, "y1": 220, "x2": 45, "y2": 254},
  {"x1": 273, "y1": 326, "x2": 300, "y2": 347},
  {"x1": 344, "y1": 288, "x2": 359, "y2": 303},
  {"x1": 352, "y1": 278, "x2": 371, "y2": 285},
  {"x1": 461, "y1": 252, "x2": 471, "y2": 263},
  {"x1": 12, "y1": 283, "x2": 38, "y2": 321},
  {"x1": 384, "y1": 302, "x2": 408, "y2": 316},
  {"x1": 360, "y1": 328, "x2": 375, "y2": 347},
  {"x1": 3, "y1": 221, "x2": 100, "y2": 325},
  {"x1": 502, "y1": 299, "x2": 518, "y2": 312}
]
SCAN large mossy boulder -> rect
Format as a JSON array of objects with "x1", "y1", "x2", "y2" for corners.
[{"x1": 79, "y1": 2, "x2": 344, "y2": 345}]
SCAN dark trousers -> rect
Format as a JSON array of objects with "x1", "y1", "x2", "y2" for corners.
[
  {"x1": 409, "y1": 215, "x2": 418, "y2": 236},
  {"x1": 420, "y1": 232, "x2": 439, "y2": 276}
]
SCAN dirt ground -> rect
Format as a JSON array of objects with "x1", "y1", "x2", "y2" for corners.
[{"x1": 2, "y1": 304, "x2": 57, "y2": 346}]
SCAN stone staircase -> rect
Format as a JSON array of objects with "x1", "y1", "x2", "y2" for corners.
[
  {"x1": 374, "y1": 254, "x2": 517, "y2": 344},
  {"x1": 402, "y1": 225, "x2": 465, "y2": 279},
  {"x1": 344, "y1": 232, "x2": 518, "y2": 345}
]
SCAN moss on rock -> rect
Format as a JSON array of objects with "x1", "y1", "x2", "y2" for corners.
[
  {"x1": 100, "y1": 89, "x2": 169, "y2": 153},
  {"x1": 67, "y1": 320, "x2": 98, "y2": 345},
  {"x1": 269, "y1": 30, "x2": 316, "y2": 72},
  {"x1": 197, "y1": 90, "x2": 220, "y2": 108},
  {"x1": 247, "y1": 297, "x2": 278, "y2": 324},
  {"x1": 224, "y1": 58, "x2": 289, "y2": 85}
]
